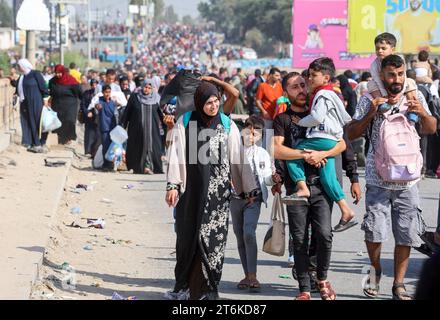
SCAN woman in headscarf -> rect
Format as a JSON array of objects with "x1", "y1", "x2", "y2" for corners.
[
  {"x1": 336, "y1": 74, "x2": 357, "y2": 117},
  {"x1": 165, "y1": 80, "x2": 258, "y2": 300},
  {"x1": 121, "y1": 79, "x2": 164, "y2": 174},
  {"x1": 80, "y1": 78, "x2": 100, "y2": 157},
  {"x1": 49, "y1": 65, "x2": 82, "y2": 145},
  {"x1": 16, "y1": 59, "x2": 49, "y2": 153}
]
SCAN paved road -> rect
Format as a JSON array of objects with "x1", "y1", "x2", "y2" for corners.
[{"x1": 29, "y1": 139, "x2": 439, "y2": 300}]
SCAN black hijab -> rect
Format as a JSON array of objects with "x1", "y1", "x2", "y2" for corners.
[{"x1": 194, "y1": 81, "x2": 220, "y2": 128}]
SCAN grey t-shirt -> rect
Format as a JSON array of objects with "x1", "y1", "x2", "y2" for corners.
[{"x1": 353, "y1": 91, "x2": 431, "y2": 190}]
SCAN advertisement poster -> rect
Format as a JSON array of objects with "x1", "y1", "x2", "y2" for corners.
[
  {"x1": 348, "y1": 0, "x2": 440, "y2": 54},
  {"x1": 292, "y1": 0, "x2": 375, "y2": 69}
]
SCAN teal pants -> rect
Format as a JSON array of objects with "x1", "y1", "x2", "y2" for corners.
[{"x1": 287, "y1": 138, "x2": 345, "y2": 202}]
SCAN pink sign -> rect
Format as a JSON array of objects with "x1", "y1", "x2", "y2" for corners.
[{"x1": 292, "y1": 0, "x2": 375, "y2": 70}]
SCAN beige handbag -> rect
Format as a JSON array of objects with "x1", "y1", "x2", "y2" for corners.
[{"x1": 262, "y1": 193, "x2": 286, "y2": 256}]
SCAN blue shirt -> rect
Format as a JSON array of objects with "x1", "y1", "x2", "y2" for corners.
[{"x1": 98, "y1": 97, "x2": 117, "y2": 132}]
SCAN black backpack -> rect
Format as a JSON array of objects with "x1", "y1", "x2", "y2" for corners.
[{"x1": 419, "y1": 85, "x2": 440, "y2": 130}]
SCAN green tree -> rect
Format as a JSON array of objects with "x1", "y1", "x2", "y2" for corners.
[
  {"x1": 198, "y1": 0, "x2": 292, "y2": 45},
  {"x1": 181, "y1": 15, "x2": 194, "y2": 26},
  {"x1": 0, "y1": 0, "x2": 13, "y2": 28}
]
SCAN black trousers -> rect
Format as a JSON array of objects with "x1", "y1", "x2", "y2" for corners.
[{"x1": 286, "y1": 183, "x2": 333, "y2": 293}]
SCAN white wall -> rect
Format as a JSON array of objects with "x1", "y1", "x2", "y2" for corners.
[{"x1": 0, "y1": 28, "x2": 14, "y2": 50}]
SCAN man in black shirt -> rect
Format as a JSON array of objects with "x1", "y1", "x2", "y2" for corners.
[{"x1": 273, "y1": 72, "x2": 360, "y2": 300}]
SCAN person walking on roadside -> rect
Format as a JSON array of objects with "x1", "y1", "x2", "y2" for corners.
[
  {"x1": 81, "y1": 79, "x2": 100, "y2": 157},
  {"x1": 16, "y1": 59, "x2": 49, "y2": 153},
  {"x1": 122, "y1": 79, "x2": 164, "y2": 175},
  {"x1": 165, "y1": 81, "x2": 257, "y2": 300},
  {"x1": 255, "y1": 67, "x2": 283, "y2": 129},
  {"x1": 49, "y1": 65, "x2": 82, "y2": 145},
  {"x1": 347, "y1": 55, "x2": 437, "y2": 300}
]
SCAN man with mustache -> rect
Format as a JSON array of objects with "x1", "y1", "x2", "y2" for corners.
[
  {"x1": 348, "y1": 55, "x2": 437, "y2": 300},
  {"x1": 273, "y1": 72, "x2": 351, "y2": 300}
]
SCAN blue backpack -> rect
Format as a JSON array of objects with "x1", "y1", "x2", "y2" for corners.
[{"x1": 182, "y1": 111, "x2": 231, "y2": 133}]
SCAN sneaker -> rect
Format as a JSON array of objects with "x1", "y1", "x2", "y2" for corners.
[
  {"x1": 164, "y1": 289, "x2": 189, "y2": 300},
  {"x1": 28, "y1": 146, "x2": 44, "y2": 154},
  {"x1": 287, "y1": 255, "x2": 295, "y2": 268}
]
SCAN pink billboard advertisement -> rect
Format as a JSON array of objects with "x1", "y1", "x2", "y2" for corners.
[{"x1": 292, "y1": 0, "x2": 375, "y2": 70}]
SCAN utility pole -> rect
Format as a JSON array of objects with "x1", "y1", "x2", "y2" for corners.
[
  {"x1": 87, "y1": 0, "x2": 92, "y2": 64},
  {"x1": 57, "y1": 3, "x2": 64, "y2": 65},
  {"x1": 13, "y1": 0, "x2": 17, "y2": 45}
]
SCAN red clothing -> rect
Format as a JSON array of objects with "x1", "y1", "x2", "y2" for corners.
[
  {"x1": 309, "y1": 84, "x2": 335, "y2": 111},
  {"x1": 54, "y1": 65, "x2": 79, "y2": 86},
  {"x1": 256, "y1": 82, "x2": 283, "y2": 119}
]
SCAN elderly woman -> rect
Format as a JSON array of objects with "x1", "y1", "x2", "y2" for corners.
[
  {"x1": 165, "y1": 79, "x2": 258, "y2": 300},
  {"x1": 16, "y1": 59, "x2": 49, "y2": 153},
  {"x1": 122, "y1": 79, "x2": 164, "y2": 174},
  {"x1": 49, "y1": 65, "x2": 82, "y2": 145}
]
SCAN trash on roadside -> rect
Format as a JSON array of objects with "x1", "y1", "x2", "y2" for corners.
[
  {"x1": 91, "y1": 282, "x2": 101, "y2": 288},
  {"x1": 111, "y1": 292, "x2": 137, "y2": 301},
  {"x1": 76, "y1": 184, "x2": 94, "y2": 191},
  {"x1": 61, "y1": 262, "x2": 72, "y2": 271},
  {"x1": 101, "y1": 198, "x2": 114, "y2": 204},
  {"x1": 122, "y1": 184, "x2": 135, "y2": 190},
  {"x1": 83, "y1": 245, "x2": 93, "y2": 251},
  {"x1": 87, "y1": 218, "x2": 106, "y2": 229},
  {"x1": 356, "y1": 251, "x2": 364, "y2": 256},
  {"x1": 71, "y1": 188, "x2": 84, "y2": 194},
  {"x1": 8, "y1": 160, "x2": 17, "y2": 166},
  {"x1": 45, "y1": 159, "x2": 67, "y2": 167},
  {"x1": 70, "y1": 206, "x2": 81, "y2": 215},
  {"x1": 278, "y1": 275, "x2": 291, "y2": 279}
]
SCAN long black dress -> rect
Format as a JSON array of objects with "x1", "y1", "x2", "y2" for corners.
[
  {"x1": 174, "y1": 112, "x2": 232, "y2": 300},
  {"x1": 17, "y1": 71, "x2": 49, "y2": 147},
  {"x1": 122, "y1": 94, "x2": 164, "y2": 174},
  {"x1": 49, "y1": 80, "x2": 82, "y2": 144}
]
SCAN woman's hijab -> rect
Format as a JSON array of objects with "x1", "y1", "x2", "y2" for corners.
[
  {"x1": 194, "y1": 81, "x2": 220, "y2": 127},
  {"x1": 53, "y1": 65, "x2": 79, "y2": 86},
  {"x1": 137, "y1": 79, "x2": 160, "y2": 105},
  {"x1": 17, "y1": 59, "x2": 34, "y2": 102}
]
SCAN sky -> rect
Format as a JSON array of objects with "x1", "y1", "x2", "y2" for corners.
[{"x1": 164, "y1": 0, "x2": 202, "y2": 18}]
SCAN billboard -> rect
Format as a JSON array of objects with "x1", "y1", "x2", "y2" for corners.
[
  {"x1": 292, "y1": 0, "x2": 375, "y2": 69},
  {"x1": 348, "y1": 0, "x2": 440, "y2": 54}
]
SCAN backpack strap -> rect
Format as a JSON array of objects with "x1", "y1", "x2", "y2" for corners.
[
  {"x1": 183, "y1": 111, "x2": 231, "y2": 133},
  {"x1": 182, "y1": 111, "x2": 192, "y2": 128},
  {"x1": 220, "y1": 112, "x2": 231, "y2": 133}
]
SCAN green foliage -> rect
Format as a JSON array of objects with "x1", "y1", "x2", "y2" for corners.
[
  {"x1": 0, "y1": 51, "x2": 10, "y2": 72},
  {"x1": 49, "y1": 50, "x2": 87, "y2": 70},
  {"x1": 198, "y1": 0, "x2": 292, "y2": 45},
  {"x1": 0, "y1": 1, "x2": 13, "y2": 28}
]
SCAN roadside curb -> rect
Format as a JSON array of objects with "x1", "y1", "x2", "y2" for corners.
[{"x1": 27, "y1": 149, "x2": 74, "y2": 300}]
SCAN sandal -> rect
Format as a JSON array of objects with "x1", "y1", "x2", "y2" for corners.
[
  {"x1": 333, "y1": 219, "x2": 358, "y2": 233},
  {"x1": 237, "y1": 279, "x2": 249, "y2": 290},
  {"x1": 249, "y1": 280, "x2": 261, "y2": 293},
  {"x1": 295, "y1": 292, "x2": 311, "y2": 300},
  {"x1": 392, "y1": 283, "x2": 413, "y2": 300},
  {"x1": 363, "y1": 269, "x2": 382, "y2": 298},
  {"x1": 318, "y1": 281, "x2": 336, "y2": 300}
]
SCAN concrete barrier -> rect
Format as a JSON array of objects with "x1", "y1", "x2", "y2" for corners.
[{"x1": 0, "y1": 78, "x2": 18, "y2": 152}]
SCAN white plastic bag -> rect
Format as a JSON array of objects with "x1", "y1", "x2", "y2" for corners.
[
  {"x1": 93, "y1": 145, "x2": 104, "y2": 169},
  {"x1": 41, "y1": 107, "x2": 62, "y2": 133},
  {"x1": 110, "y1": 125, "x2": 128, "y2": 144}
]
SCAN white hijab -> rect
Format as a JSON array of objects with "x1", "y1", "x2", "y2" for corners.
[{"x1": 17, "y1": 59, "x2": 34, "y2": 102}]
